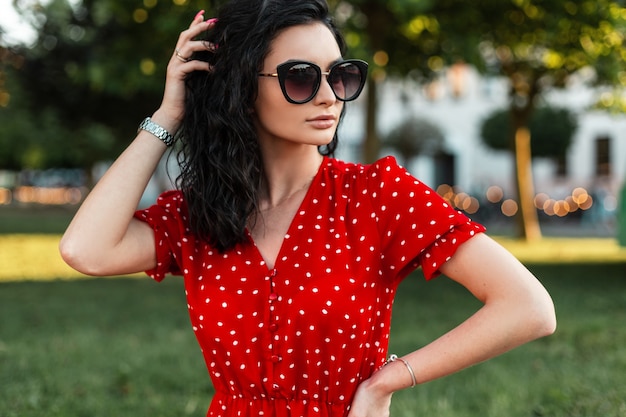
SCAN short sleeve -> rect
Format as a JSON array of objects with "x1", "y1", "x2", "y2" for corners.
[
  {"x1": 133, "y1": 190, "x2": 188, "y2": 281},
  {"x1": 366, "y1": 156, "x2": 485, "y2": 281}
]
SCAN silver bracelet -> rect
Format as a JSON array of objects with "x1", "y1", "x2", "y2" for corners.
[
  {"x1": 385, "y1": 354, "x2": 417, "y2": 387},
  {"x1": 138, "y1": 117, "x2": 175, "y2": 147}
]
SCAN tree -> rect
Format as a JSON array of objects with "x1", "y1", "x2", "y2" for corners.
[
  {"x1": 1, "y1": 0, "x2": 212, "y2": 174},
  {"x1": 382, "y1": 116, "x2": 445, "y2": 166},
  {"x1": 5, "y1": 0, "x2": 439, "y2": 172},
  {"x1": 429, "y1": 0, "x2": 626, "y2": 240},
  {"x1": 481, "y1": 106, "x2": 578, "y2": 160},
  {"x1": 0, "y1": 59, "x2": 117, "y2": 171},
  {"x1": 329, "y1": 0, "x2": 437, "y2": 163},
  {"x1": 333, "y1": 0, "x2": 626, "y2": 240}
]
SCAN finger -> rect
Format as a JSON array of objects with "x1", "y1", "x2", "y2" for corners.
[
  {"x1": 201, "y1": 40, "x2": 218, "y2": 52},
  {"x1": 173, "y1": 39, "x2": 216, "y2": 64},
  {"x1": 189, "y1": 11, "x2": 217, "y2": 30},
  {"x1": 174, "y1": 48, "x2": 191, "y2": 62},
  {"x1": 171, "y1": 13, "x2": 217, "y2": 66},
  {"x1": 189, "y1": 10, "x2": 205, "y2": 27},
  {"x1": 176, "y1": 14, "x2": 217, "y2": 54},
  {"x1": 167, "y1": 57, "x2": 212, "y2": 78},
  {"x1": 177, "y1": 13, "x2": 215, "y2": 44},
  {"x1": 183, "y1": 60, "x2": 212, "y2": 73},
  {"x1": 190, "y1": 16, "x2": 217, "y2": 36}
]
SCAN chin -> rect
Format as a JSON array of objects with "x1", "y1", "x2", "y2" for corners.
[{"x1": 308, "y1": 131, "x2": 336, "y2": 147}]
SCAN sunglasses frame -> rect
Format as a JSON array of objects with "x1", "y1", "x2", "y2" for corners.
[{"x1": 259, "y1": 59, "x2": 369, "y2": 104}]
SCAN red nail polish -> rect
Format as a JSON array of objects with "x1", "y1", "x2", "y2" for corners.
[
  {"x1": 195, "y1": 10, "x2": 205, "y2": 20},
  {"x1": 206, "y1": 18, "x2": 218, "y2": 25}
]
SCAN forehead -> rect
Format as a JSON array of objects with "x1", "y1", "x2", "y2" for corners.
[{"x1": 264, "y1": 22, "x2": 342, "y2": 68}]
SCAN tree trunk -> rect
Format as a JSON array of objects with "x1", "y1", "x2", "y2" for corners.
[
  {"x1": 618, "y1": 182, "x2": 626, "y2": 247},
  {"x1": 359, "y1": 0, "x2": 390, "y2": 164},
  {"x1": 362, "y1": 76, "x2": 380, "y2": 163},
  {"x1": 513, "y1": 126, "x2": 542, "y2": 241}
]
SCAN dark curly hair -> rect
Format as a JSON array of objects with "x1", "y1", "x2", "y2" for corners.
[{"x1": 177, "y1": 0, "x2": 347, "y2": 252}]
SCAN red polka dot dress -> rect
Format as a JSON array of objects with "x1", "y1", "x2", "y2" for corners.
[{"x1": 134, "y1": 156, "x2": 485, "y2": 417}]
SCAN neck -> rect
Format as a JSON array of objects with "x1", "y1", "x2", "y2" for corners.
[{"x1": 259, "y1": 149, "x2": 323, "y2": 210}]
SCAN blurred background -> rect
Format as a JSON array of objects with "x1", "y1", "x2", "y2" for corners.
[
  {"x1": 1, "y1": 1, "x2": 626, "y2": 416},
  {"x1": 1, "y1": 0, "x2": 626, "y2": 241},
  {"x1": 0, "y1": 0, "x2": 626, "y2": 242}
]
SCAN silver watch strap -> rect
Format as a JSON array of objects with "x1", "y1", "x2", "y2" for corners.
[{"x1": 138, "y1": 117, "x2": 175, "y2": 147}]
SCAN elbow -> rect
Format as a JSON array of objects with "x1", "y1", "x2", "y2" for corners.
[
  {"x1": 528, "y1": 292, "x2": 557, "y2": 340},
  {"x1": 533, "y1": 310, "x2": 557, "y2": 340},
  {"x1": 541, "y1": 306, "x2": 557, "y2": 338},
  {"x1": 59, "y1": 234, "x2": 106, "y2": 276}
]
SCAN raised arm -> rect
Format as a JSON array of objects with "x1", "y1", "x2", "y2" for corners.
[
  {"x1": 348, "y1": 233, "x2": 556, "y2": 417},
  {"x1": 59, "y1": 13, "x2": 215, "y2": 276}
]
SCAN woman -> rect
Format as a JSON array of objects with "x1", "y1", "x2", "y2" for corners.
[{"x1": 59, "y1": 1, "x2": 556, "y2": 416}]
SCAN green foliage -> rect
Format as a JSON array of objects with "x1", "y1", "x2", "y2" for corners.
[
  {"x1": 2, "y1": 0, "x2": 626, "y2": 172},
  {"x1": 335, "y1": 0, "x2": 626, "y2": 90},
  {"x1": 0, "y1": 0, "x2": 214, "y2": 171},
  {"x1": 430, "y1": 0, "x2": 626, "y2": 86},
  {"x1": 412, "y1": 0, "x2": 626, "y2": 237},
  {"x1": 480, "y1": 106, "x2": 578, "y2": 158},
  {"x1": 332, "y1": 0, "x2": 439, "y2": 78},
  {"x1": 0, "y1": 67, "x2": 116, "y2": 169}
]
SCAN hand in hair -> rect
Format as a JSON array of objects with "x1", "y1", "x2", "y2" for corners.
[{"x1": 159, "y1": 11, "x2": 217, "y2": 132}]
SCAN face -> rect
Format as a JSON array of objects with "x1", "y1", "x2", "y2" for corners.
[{"x1": 254, "y1": 22, "x2": 345, "y2": 150}]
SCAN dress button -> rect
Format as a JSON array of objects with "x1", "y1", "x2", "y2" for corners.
[
  {"x1": 269, "y1": 293, "x2": 278, "y2": 301},
  {"x1": 271, "y1": 354, "x2": 282, "y2": 363},
  {"x1": 269, "y1": 323, "x2": 278, "y2": 332}
]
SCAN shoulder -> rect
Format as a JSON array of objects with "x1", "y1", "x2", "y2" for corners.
[
  {"x1": 324, "y1": 155, "x2": 406, "y2": 181},
  {"x1": 320, "y1": 156, "x2": 424, "y2": 203}
]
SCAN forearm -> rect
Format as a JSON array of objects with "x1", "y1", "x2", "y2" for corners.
[
  {"x1": 419, "y1": 296, "x2": 549, "y2": 382},
  {"x1": 60, "y1": 14, "x2": 215, "y2": 275},
  {"x1": 347, "y1": 297, "x2": 551, "y2": 417},
  {"x1": 363, "y1": 235, "x2": 556, "y2": 394},
  {"x1": 60, "y1": 111, "x2": 174, "y2": 274},
  {"x1": 368, "y1": 300, "x2": 545, "y2": 397}
]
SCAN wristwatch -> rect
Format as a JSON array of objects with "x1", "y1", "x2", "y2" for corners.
[{"x1": 138, "y1": 117, "x2": 175, "y2": 147}]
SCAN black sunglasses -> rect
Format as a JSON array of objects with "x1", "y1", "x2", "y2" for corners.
[{"x1": 259, "y1": 59, "x2": 368, "y2": 104}]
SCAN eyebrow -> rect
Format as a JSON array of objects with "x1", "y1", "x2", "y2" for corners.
[
  {"x1": 279, "y1": 57, "x2": 345, "y2": 71},
  {"x1": 328, "y1": 57, "x2": 344, "y2": 67}
]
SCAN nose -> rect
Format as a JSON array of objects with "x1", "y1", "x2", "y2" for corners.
[{"x1": 313, "y1": 72, "x2": 337, "y2": 105}]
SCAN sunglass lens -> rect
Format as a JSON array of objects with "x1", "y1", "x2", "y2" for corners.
[
  {"x1": 284, "y1": 63, "x2": 319, "y2": 103},
  {"x1": 329, "y1": 62, "x2": 363, "y2": 101}
]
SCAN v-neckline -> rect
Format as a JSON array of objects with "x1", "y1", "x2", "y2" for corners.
[{"x1": 245, "y1": 157, "x2": 326, "y2": 271}]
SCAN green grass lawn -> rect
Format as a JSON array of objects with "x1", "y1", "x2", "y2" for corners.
[
  {"x1": 1, "y1": 264, "x2": 625, "y2": 417},
  {"x1": 2, "y1": 207, "x2": 626, "y2": 415}
]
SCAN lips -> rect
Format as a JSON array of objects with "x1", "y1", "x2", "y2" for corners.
[
  {"x1": 307, "y1": 115, "x2": 337, "y2": 129},
  {"x1": 309, "y1": 114, "x2": 337, "y2": 121}
]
